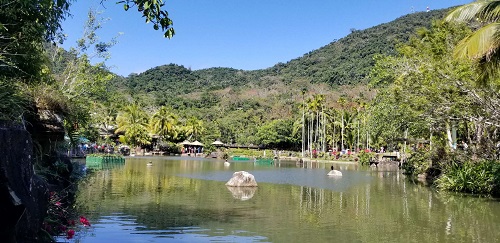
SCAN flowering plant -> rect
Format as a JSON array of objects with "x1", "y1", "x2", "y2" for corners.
[{"x1": 42, "y1": 191, "x2": 92, "y2": 240}]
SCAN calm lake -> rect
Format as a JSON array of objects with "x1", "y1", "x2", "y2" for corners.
[{"x1": 64, "y1": 157, "x2": 500, "y2": 242}]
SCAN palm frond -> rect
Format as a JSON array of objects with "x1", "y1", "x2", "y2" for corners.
[
  {"x1": 454, "y1": 23, "x2": 500, "y2": 60},
  {"x1": 480, "y1": 1, "x2": 500, "y2": 21},
  {"x1": 477, "y1": 50, "x2": 500, "y2": 87},
  {"x1": 446, "y1": 1, "x2": 500, "y2": 23}
]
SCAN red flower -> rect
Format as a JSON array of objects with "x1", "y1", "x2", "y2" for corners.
[
  {"x1": 55, "y1": 201, "x2": 61, "y2": 207},
  {"x1": 66, "y1": 229, "x2": 75, "y2": 239},
  {"x1": 79, "y1": 216, "x2": 91, "y2": 227}
]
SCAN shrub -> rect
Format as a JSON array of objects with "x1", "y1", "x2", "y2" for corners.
[
  {"x1": 436, "y1": 160, "x2": 500, "y2": 196},
  {"x1": 0, "y1": 80, "x2": 27, "y2": 123},
  {"x1": 403, "y1": 149, "x2": 432, "y2": 176},
  {"x1": 358, "y1": 150, "x2": 375, "y2": 166}
]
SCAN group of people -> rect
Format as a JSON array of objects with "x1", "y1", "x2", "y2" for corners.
[
  {"x1": 69, "y1": 143, "x2": 115, "y2": 157},
  {"x1": 181, "y1": 146, "x2": 203, "y2": 154}
]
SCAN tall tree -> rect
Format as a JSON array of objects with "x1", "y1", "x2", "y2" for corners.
[
  {"x1": 337, "y1": 97, "x2": 347, "y2": 151},
  {"x1": 369, "y1": 21, "x2": 479, "y2": 151},
  {"x1": 185, "y1": 117, "x2": 204, "y2": 141},
  {"x1": 149, "y1": 106, "x2": 179, "y2": 142},
  {"x1": 0, "y1": 0, "x2": 71, "y2": 81},
  {"x1": 116, "y1": 104, "x2": 150, "y2": 147}
]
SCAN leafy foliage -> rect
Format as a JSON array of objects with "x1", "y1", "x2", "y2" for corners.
[
  {"x1": 436, "y1": 160, "x2": 500, "y2": 196},
  {"x1": 118, "y1": 0, "x2": 175, "y2": 38},
  {"x1": 115, "y1": 104, "x2": 151, "y2": 147},
  {"x1": 0, "y1": 0, "x2": 71, "y2": 81},
  {"x1": 0, "y1": 79, "x2": 26, "y2": 123},
  {"x1": 445, "y1": 0, "x2": 500, "y2": 85},
  {"x1": 256, "y1": 119, "x2": 297, "y2": 149},
  {"x1": 369, "y1": 20, "x2": 474, "y2": 146}
]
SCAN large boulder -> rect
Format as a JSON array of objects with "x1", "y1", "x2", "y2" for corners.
[
  {"x1": 225, "y1": 171, "x2": 258, "y2": 187},
  {"x1": 0, "y1": 126, "x2": 48, "y2": 242}
]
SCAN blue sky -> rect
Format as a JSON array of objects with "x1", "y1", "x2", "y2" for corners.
[{"x1": 61, "y1": 0, "x2": 473, "y2": 76}]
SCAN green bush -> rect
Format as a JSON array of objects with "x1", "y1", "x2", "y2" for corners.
[
  {"x1": 403, "y1": 149, "x2": 432, "y2": 176},
  {"x1": 0, "y1": 80, "x2": 27, "y2": 123},
  {"x1": 358, "y1": 150, "x2": 375, "y2": 166},
  {"x1": 436, "y1": 160, "x2": 500, "y2": 196}
]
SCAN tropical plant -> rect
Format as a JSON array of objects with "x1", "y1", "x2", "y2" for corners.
[
  {"x1": 256, "y1": 119, "x2": 297, "y2": 149},
  {"x1": 184, "y1": 117, "x2": 204, "y2": 141},
  {"x1": 436, "y1": 160, "x2": 500, "y2": 195},
  {"x1": 445, "y1": 0, "x2": 500, "y2": 85},
  {"x1": 150, "y1": 106, "x2": 179, "y2": 141},
  {"x1": 115, "y1": 104, "x2": 150, "y2": 147}
]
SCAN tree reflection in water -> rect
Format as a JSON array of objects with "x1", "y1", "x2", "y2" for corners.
[{"x1": 75, "y1": 158, "x2": 500, "y2": 242}]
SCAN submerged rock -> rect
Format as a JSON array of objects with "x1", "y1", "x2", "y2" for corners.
[
  {"x1": 225, "y1": 171, "x2": 258, "y2": 187},
  {"x1": 226, "y1": 186, "x2": 257, "y2": 200}
]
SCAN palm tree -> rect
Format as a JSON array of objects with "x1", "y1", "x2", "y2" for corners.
[
  {"x1": 185, "y1": 117, "x2": 204, "y2": 141},
  {"x1": 337, "y1": 97, "x2": 347, "y2": 151},
  {"x1": 314, "y1": 94, "x2": 325, "y2": 152},
  {"x1": 306, "y1": 95, "x2": 321, "y2": 156},
  {"x1": 150, "y1": 106, "x2": 179, "y2": 142},
  {"x1": 445, "y1": 1, "x2": 500, "y2": 84},
  {"x1": 115, "y1": 104, "x2": 150, "y2": 148},
  {"x1": 325, "y1": 109, "x2": 341, "y2": 152},
  {"x1": 343, "y1": 108, "x2": 357, "y2": 151},
  {"x1": 301, "y1": 88, "x2": 307, "y2": 157}
]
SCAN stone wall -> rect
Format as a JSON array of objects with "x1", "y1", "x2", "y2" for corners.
[{"x1": 0, "y1": 126, "x2": 48, "y2": 242}]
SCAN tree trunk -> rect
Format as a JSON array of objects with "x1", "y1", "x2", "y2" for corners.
[
  {"x1": 341, "y1": 112, "x2": 344, "y2": 151},
  {"x1": 446, "y1": 121, "x2": 454, "y2": 149},
  {"x1": 333, "y1": 116, "x2": 336, "y2": 151},
  {"x1": 301, "y1": 103, "x2": 305, "y2": 157},
  {"x1": 357, "y1": 119, "x2": 360, "y2": 152}
]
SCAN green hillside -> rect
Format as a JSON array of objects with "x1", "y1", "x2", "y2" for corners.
[
  {"x1": 270, "y1": 9, "x2": 449, "y2": 86},
  {"x1": 114, "y1": 9, "x2": 450, "y2": 98},
  {"x1": 106, "y1": 8, "x2": 454, "y2": 147}
]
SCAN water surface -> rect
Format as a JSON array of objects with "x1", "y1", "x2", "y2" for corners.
[{"x1": 67, "y1": 157, "x2": 500, "y2": 242}]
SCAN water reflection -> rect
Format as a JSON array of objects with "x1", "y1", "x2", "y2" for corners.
[
  {"x1": 226, "y1": 186, "x2": 257, "y2": 201},
  {"x1": 74, "y1": 157, "x2": 500, "y2": 242}
]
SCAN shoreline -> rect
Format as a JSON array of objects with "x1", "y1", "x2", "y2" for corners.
[{"x1": 278, "y1": 156, "x2": 358, "y2": 164}]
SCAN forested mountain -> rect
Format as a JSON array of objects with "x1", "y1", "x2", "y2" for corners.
[
  {"x1": 105, "y1": 8, "x2": 454, "y2": 146},
  {"x1": 270, "y1": 9, "x2": 449, "y2": 86},
  {"x1": 113, "y1": 9, "x2": 450, "y2": 99}
]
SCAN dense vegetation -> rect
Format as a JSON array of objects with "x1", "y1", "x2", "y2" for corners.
[
  {"x1": 104, "y1": 9, "x2": 453, "y2": 152},
  {"x1": 106, "y1": 3, "x2": 500, "y2": 197},
  {"x1": 2, "y1": 4, "x2": 500, "y2": 237},
  {"x1": 0, "y1": 0, "x2": 176, "y2": 241}
]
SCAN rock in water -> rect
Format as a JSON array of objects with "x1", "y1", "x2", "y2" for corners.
[
  {"x1": 327, "y1": 170, "x2": 343, "y2": 177},
  {"x1": 226, "y1": 186, "x2": 257, "y2": 200},
  {"x1": 225, "y1": 171, "x2": 258, "y2": 187}
]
